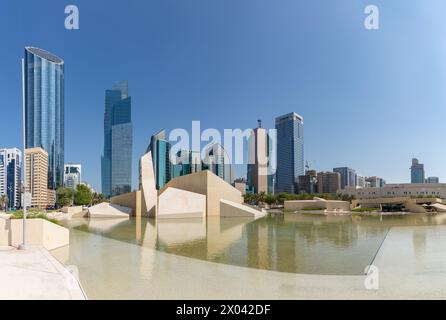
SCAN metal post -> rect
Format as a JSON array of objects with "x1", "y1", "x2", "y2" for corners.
[{"x1": 19, "y1": 58, "x2": 27, "y2": 250}]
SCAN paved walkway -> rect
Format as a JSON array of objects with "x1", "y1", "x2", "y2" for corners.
[{"x1": 0, "y1": 246, "x2": 86, "y2": 300}]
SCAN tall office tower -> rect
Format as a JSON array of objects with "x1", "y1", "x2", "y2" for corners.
[
  {"x1": 147, "y1": 130, "x2": 171, "y2": 190},
  {"x1": 101, "y1": 81, "x2": 133, "y2": 196},
  {"x1": 25, "y1": 148, "x2": 49, "y2": 209},
  {"x1": 426, "y1": 177, "x2": 439, "y2": 184},
  {"x1": 275, "y1": 112, "x2": 304, "y2": 194},
  {"x1": 24, "y1": 47, "x2": 64, "y2": 190},
  {"x1": 202, "y1": 143, "x2": 233, "y2": 184},
  {"x1": 0, "y1": 148, "x2": 22, "y2": 209},
  {"x1": 64, "y1": 163, "x2": 82, "y2": 190},
  {"x1": 410, "y1": 158, "x2": 425, "y2": 184},
  {"x1": 247, "y1": 120, "x2": 274, "y2": 194},
  {"x1": 317, "y1": 172, "x2": 341, "y2": 194},
  {"x1": 333, "y1": 167, "x2": 357, "y2": 190}
]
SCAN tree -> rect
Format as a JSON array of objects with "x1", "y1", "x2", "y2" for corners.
[
  {"x1": 56, "y1": 187, "x2": 74, "y2": 208},
  {"x1": 92, "y1": 193, "x2": 107, "y2": 206},
  {"x1": 264, "y1": 194, "x2": 277, "y2": 206},
  {"x1": 0, "y1": 195, "x2": 7, "y2": 212},
  {"x1": 74, "y1": 184, "x2": 93, "y2": 206}
]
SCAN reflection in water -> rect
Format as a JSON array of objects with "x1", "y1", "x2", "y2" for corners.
[{"x1": 60, "y1": 213, "x2": 446, "y2": 275}]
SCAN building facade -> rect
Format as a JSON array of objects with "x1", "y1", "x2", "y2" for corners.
[
  {"x1": 427, "y1": 177, "x2": 439, "y2": 184},
  {"x1": 25, "y1": 147, "x2": 49, "y2": 209},
  {"x1": 0, "y1": 148, "x2": 22, "y2": 209},
  {"x1": 298, "y1": 170, "x2": 317, "y2": 194},
  {"x1": 410, "y1": 158, "x2": 425, "y2": 184},
  {"x1": 64, "y1": 164, "x2": 82, "y2": 190},
  {"x1": 275, "y1": 112, "x2": 304, "y2": 194},
  {"x1": 172, "y1": 150, "x2": 202, "y2": 179},
  {"x1": 202, "y1": 143, "x2": 233, "y2": 184},
  {"x1": 101, "y1": 81, "x2": 133, "y2": 196},
  {"x1": 317, "y1": 172, "x2": 341, "y2": 194},
  {"x1": 342, "y1": 183, "x2": 446, "y2": 200},
  {"x1": 333, "y1": 167, "x2": 357, "y2": 190},
  {"x1": 24, "y1": 47, "x2": 64, "y2": 190},
  {"x1": 247, "y1": 121, "x2": 274, "y2": 194},
  {"x1": 365, "y1": 176, "x2": 386, "y2": 188},
  {"x1": 148, "y1": 130, "x2": 172, "y2": 190}
]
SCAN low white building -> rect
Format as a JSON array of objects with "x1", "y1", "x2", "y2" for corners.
[{"x1": 342, "y1": 183, "x2": 446, "y2": 200}]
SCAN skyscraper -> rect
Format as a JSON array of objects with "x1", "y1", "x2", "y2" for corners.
[
  {"x1": 410, "y1": 158, "x2": 425, "y2": 184},
  {"x1": 333, "y1": 167, "x2": 357, "y2": 190},
  {"x1": 0, "y1": 148, "x2": 22, "y2": 209},
  {"x1": 147, "y1": 130, "x2": 171, "y2": 190},
  {"x1": 101, "y1": 81, "x2": 133, "y2": 196},
  {"x1": 247, "y1": 120, "x2": 273, "y2": 194},
  {"x1": 275, "y1": 112, "x2": 304, "y2": 194},
  {"x1": 24, "y1": 47, "x2": 64, "y2": 190},
  {"x1": 64, "y1": 164, "x2": 82, "y2": 190}
]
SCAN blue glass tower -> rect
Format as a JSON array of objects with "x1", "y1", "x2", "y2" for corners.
[
  {"x1": 148, "y1": 130, "x2": 171, "y2": 190},
  {"x1": 25, "y1": 47, "x2": 64, "y2": 190},
  {"x1": 410, "y1": 158, "x2": 425, "y2": 184},
  {"x1": 101, "y1": 81, "x2": 133, "y2": 196},
  {"x1": 275, "y1": 112, "x2": 304, "y2": 194}
]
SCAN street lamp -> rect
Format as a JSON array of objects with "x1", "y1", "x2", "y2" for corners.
[{"x1": 18, "y1": 58, "x2": 27, "y2": 250}]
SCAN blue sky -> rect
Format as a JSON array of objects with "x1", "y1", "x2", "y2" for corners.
[{"x1": 1, "y1": 0, "x2": 445, "y2": 191}]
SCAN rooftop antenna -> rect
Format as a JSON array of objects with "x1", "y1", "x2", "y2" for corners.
[{"x1": 257, "y1": 119, "x2": 262, "y2": 128}]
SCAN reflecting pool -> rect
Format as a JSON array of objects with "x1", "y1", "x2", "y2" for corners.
[{"x1": 56, "y1": 212, "x2": 446, "y2": 276}]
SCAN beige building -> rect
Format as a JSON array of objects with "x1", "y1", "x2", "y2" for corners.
[
  {"x1": 317, "y1": 172, "x2": 341, "y2": 194},
  {"x1": 248, "y1": 124, "x2": 270, "y2": 194},
  {"x1": 342, "y1": 183, "x2": 446, "y2": 200},
  {"x1": 25, "y1": 148, "x2": 48, "y2": 208}
]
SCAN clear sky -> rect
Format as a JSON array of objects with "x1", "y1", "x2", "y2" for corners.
[{"x1": 1, "y1": 0, "x2": 445, "y2": 192}]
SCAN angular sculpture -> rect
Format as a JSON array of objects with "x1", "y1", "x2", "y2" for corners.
[{"x1": 140, "y1": 151, "x2": 158, "y2": 217}]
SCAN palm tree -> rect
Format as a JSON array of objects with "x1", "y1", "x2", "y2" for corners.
[{"x1": 0, "y1": 195, "x2": 7, "y2": 212}]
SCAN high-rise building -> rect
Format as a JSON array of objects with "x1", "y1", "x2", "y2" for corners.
[
  {"x1": 101, "y1": 81, "x2": 133, "y2": 196},
  {"x1": 275, "y1": 112, "x2": 304, "y2": 194},
  {"x1": 0, "y1": 148, "x2": 22, "y2": 209},
  {"x1": 25, "y1": 147, "x2": 49, "y2": 209},
  {"x1": 298, "y1": 170, "x2": 317, "y2": 194},
  {"x1": 64, "y1": 164, "x2": 82, "y2": 190},
  {"x1": 317, "y1": 172, "x2": 341, "y2": 194},
  {"x1": 172, "y1": 150, "x2": 202, "y2": 179},
  {"x1": 24, "y1": 47, "x2": 64, "y2": 190},
  {"x1": 247, "y1": 120, "x2": 273, "y2": 194},
  {"x1": 203, "y1": 143, "x2": 233, "y2": 184},
  {"x1": 147, "y1": 130, "x2": 171, "y2": 190},
  {"x1": 410, "y1": 158, "x2": 425, "y2": 184},
  {"x1": 365, "y1": 176, "x2": 386, "y2": 188},
  {"x1": 356, "y1": 175, "x2": 366, "y2": 188},
  {"x1": 333, "y1": 167, "x2": 357, "y2": 190},
  {"x1": 426, "y1": 177, "x2": 439, "y2": 184}
]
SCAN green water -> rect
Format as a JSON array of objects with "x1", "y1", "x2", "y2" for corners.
[{"x1": 59, "y1": 212, "x2": 446, "y2": 275}]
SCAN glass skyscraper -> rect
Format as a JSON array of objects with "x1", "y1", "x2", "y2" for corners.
[
  {"x1": 275, "y1": 112, "x2": 304, "y2": 194},
  {"x1": 147, "y1": 130, "x2": 171, "y2": 190},
  {"x1": 24, "y1": 47, "x2": 64, "y2": 190},
  {"x1": 101, "y1": 81, "x2": 133, "y2": 196},
  {"x1": 410, "y1": 158, "x2": 425, "y2": 184},
  {"x1": 0, "y1": 148, "x2": 22, "y2": 209}
]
